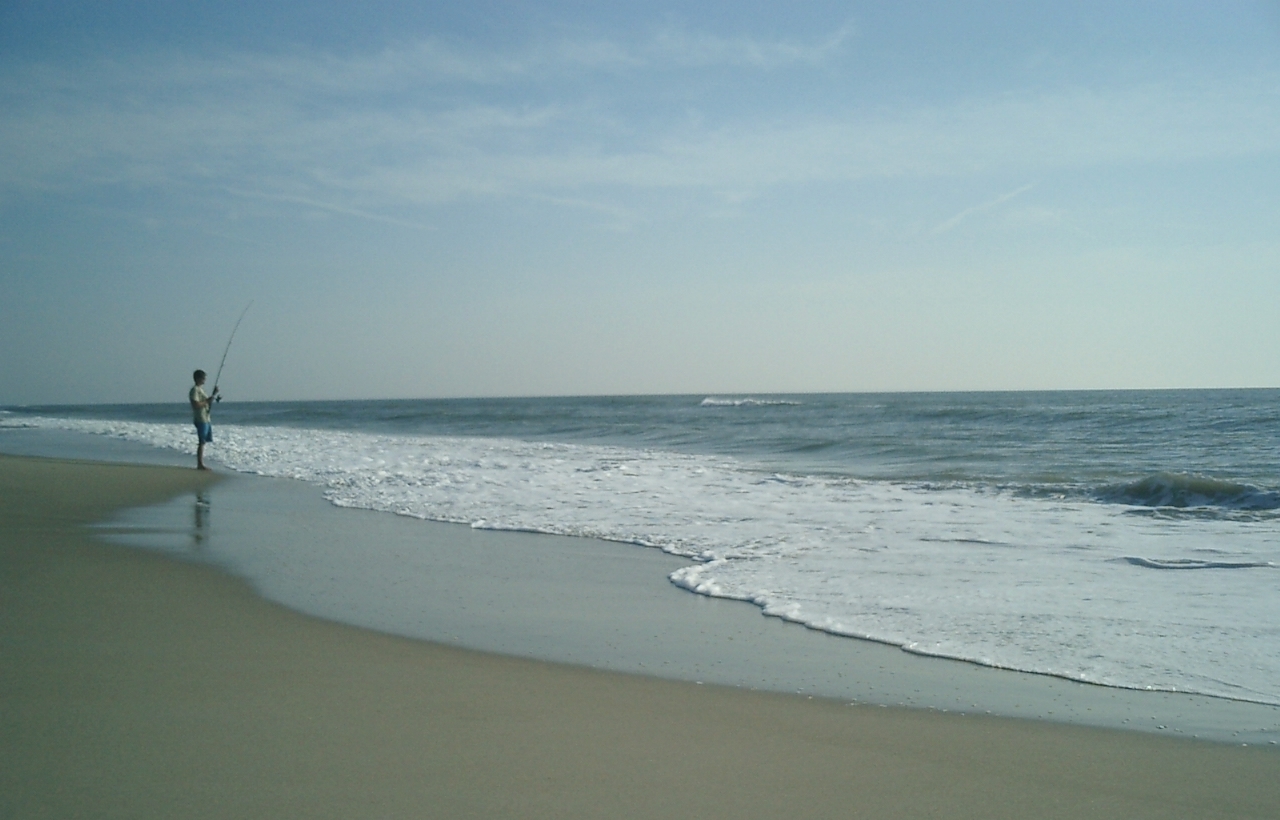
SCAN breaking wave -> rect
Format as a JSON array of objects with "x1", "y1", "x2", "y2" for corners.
[{"x1": 1099, "y1": 473, "x2": 1280, "y2": 511}]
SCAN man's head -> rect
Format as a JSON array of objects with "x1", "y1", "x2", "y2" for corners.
[{"x1": 193, "y1": 370, "x2": 206, "y2": 385}]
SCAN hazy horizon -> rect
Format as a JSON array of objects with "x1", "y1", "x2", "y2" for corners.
[
  {"x1": 8, "y1": 385, "x2": 1280, "y2": 412},
  {"x1": 4, "y1": 2, "x2": 1279, "y2": 404}
]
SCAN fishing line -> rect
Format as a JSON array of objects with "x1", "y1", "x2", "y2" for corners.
[{"x1": 212, "y1": 300, "x2": 253, "y2": 403}]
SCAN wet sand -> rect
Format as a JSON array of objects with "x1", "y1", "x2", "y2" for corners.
[{"x1": 2, "y1": 453, "x2": 1277, "y2": 819}]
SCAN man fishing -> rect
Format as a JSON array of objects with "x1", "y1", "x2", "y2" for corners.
[
  {"x1": 192, "y1": 301, "x2": 252, "y2": 470},
  {"x1": 189, "y1": 370, "x2": 219, "y2": 470}
]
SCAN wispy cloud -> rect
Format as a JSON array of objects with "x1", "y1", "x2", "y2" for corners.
[
  {"x1": 932, "y1": 183, "x2": 1035, "y2": 234},
  {"x1": 221, "y1": 186, "x2": 431, "y2": 230},
  {"x1": 648, "y1": 22, "x2": 855, "y2": 68},
  {"x1": 193, "y1": 23, "x2": 852, "y2": 91},
  {"x1": 2, "y1": 30, "x2": 1278, "y2": 227}
]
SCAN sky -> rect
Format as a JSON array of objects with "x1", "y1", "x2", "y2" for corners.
[{"x1": 2, "y1": 1, "x2": 1279, "y2": 404}]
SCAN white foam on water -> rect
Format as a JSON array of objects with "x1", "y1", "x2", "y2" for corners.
[
  {"x1": 700, "y1": 396, "x2": 803, "y2": 407},
  {"x1": 9, "y1": 414, "x2": 1280, "y2": 706}
]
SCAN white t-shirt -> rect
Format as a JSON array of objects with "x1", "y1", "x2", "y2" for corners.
[{"x1": 190, "y1": 385, "x2": 211, "y2": 424}]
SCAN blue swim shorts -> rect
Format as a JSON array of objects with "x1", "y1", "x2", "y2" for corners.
[{"x1": 194, "y1": 422, "x2": 213, "y2": 443}]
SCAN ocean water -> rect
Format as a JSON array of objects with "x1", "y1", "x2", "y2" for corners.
[{"x1": 5, "y1": 390, "x2": 1279, "y2": 706}]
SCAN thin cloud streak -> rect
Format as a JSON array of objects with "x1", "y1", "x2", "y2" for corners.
[
  {"x1": 221, "y1": 186, "x2": 431, "y2": 230},
  {"x1": 933, "y1": 183, "x2": 1036, "y2": 234},
  {"x1": 649, "y1": 22, "x2": 855, "y2": 68}
]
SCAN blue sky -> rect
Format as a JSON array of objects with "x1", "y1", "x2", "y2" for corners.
[{"x1": 3, "y1": 1, "x2": 1279, "y2": 403}]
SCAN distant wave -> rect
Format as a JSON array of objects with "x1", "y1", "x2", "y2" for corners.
[
  {"x1": 700, "y1": 397, "x2": 802, "y2": 407},
  {"x1": 1098, "y1": 472, "x2": 1280, "y2": 511},
  {"x1": 0, "y1": 417, "x2": 38, "y2": 428},
  {"x1": 1121, "y1": 557, "x2": 1274, "y2": 570}
]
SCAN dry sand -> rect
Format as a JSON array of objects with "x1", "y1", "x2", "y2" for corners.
[{"x1": 2, "y1": 453, "x2": 1276, "y2": 819}]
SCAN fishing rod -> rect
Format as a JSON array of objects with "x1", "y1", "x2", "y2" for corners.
[{"x1": 212, "y1": 300, "x2": 253, "y2": 404}]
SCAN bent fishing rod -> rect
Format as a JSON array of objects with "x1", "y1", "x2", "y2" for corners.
[{"x1": 212, "y1": 300, "x2": 253, "y2": 404}]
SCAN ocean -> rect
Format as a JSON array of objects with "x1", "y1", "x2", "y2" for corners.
[{"x1": 4, "y1": 389, "x2": 1279, "y2": 708}]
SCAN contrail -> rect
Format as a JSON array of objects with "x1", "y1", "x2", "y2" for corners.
[{"x1": 932, "y1": 183, "x2": 1035, "y2": 234}]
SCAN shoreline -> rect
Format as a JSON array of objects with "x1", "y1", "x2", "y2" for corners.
[{"x1": 3, "y1": 452, "x2": 1280, "y2": 818}]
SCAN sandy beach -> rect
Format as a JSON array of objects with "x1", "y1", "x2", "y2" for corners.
[{"x1": 2, "y1": 453, "x2": 1277, "y2": 819}]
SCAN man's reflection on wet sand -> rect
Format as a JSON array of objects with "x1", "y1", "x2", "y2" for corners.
[{"x1": 192, "y1": 490, "x2": 210, "y2": 551}]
